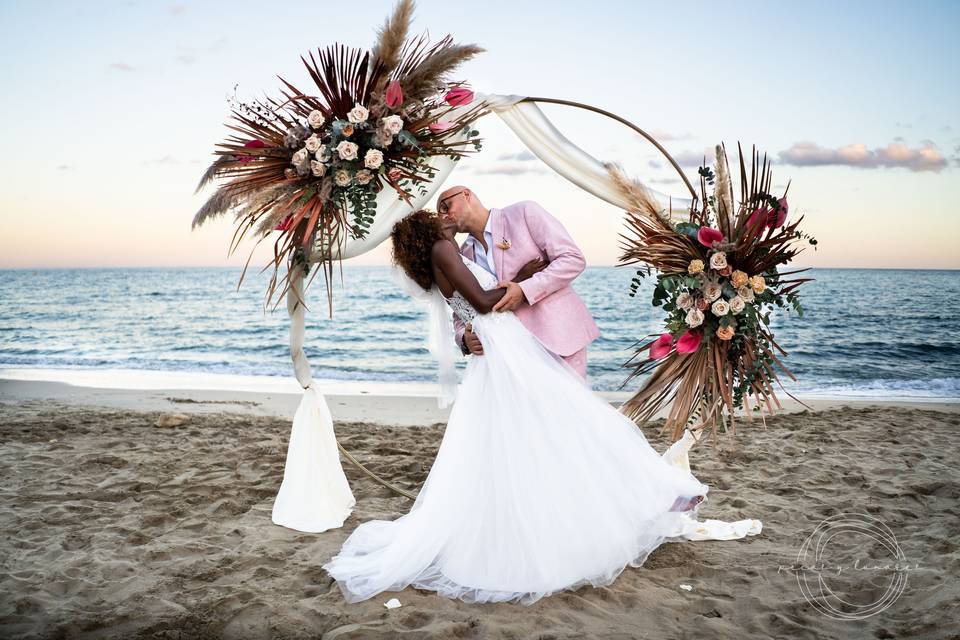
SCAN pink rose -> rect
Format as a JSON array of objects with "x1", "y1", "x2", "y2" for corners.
[
  {"x1": 676, "y1": 330, "x2": 702, "y2": 355},
  {"x1": 274, "y1": 214, "x2": 293, "y2": 231},
  {"x1": 444, "y1": 87, "x2": 474, "y2": 106},
  {"x1": 649, "y1": 333, "x2": 673, "y2": 360},
  {"x1": 696, "y1": 297, "x2": 709, "y2": 311},
  {"x1": 697, "y1": 227, "x2": 723, "y2": 248},
  {"x1": 385, "y1": 81, "x2": 404, "y2": 109}
]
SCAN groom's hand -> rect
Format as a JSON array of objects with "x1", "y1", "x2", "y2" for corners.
[{"x1": 492, "y1": 281, "x2": 527, "y2": 312}]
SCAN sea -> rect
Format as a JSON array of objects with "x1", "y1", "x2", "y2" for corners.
[{"x1": 1, "y1": 266, "x2": 958, "y2": 401}]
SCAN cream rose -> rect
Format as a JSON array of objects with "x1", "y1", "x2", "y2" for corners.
[
  {"x1": 355, "y1": 169, "x2": 373, "y2": 185},
  {"x1": 685, "y1": 308, "x2": 704, "y2": 328},
  {"x1": 307, "y1": 110, "x2": 325, "y2": 129},
  {"x1": 333, "y1": 169, "x2": 351, "y2": 186},
  {"x1": 310, "y1": 160, "x2": 326, "y2": 178},
  {"x1": 716, "y1": 325, "x2": 735, "y2": 341},
  {"x1": 364, "y1": 149, "x2": 384, "y2": 169},
  {"x1": 711, "y1": 299, "x2": 730, "y2": 316},
  {"x1": 336, "y1": 141, "x2": 359, "y2": 161},
  {"x1": 750, "y1": 275, "x2": 766, "y2": 294},
  {"x1": 676, "y1": 292, "x2": 694, "y2": 310},
  {"x1": 291, "y1": 147, "x2": 309, "y2": 165},
  {"x1": 737, "y1": 285, "x2": 755, "y2": 303},
  {"x1": 304, "y1": 134, "x2": 321, "y2": 153},
  {"x1": 347, "y1": 103, "x2": 369, "y2": 124},
  {"x1": 703, "y1": 282, "x2": 722, "y2": 302},
  {"x1": 729, "y1": 296, "x2": 746, "y2": 315},
  {"x1": 381, "y1": 115, "x2": 404, "y2": 135},
  {"x1": 687, "y1": 259, "x2": 705, "y2": 275},
  {"x1": 710, "y1": 251, "x2": 728, "y2": 270}
]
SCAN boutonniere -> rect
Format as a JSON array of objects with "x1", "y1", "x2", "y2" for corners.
[{"x1": 495, "y1": 237, "x2": 511, "y2": 250}]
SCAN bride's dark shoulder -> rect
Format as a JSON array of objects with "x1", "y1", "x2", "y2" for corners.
[{"x1": 430, "y1": 237, "x2": 460, "y2": 264}]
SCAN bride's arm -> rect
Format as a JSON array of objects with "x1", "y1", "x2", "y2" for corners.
[{"x1": 431, "y1": 240, "x2": 506, "y2": 314}]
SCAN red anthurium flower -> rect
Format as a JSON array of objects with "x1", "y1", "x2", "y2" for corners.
[
  {"x1": 697, "y1": 226, "x2": 723, "y2": 248},
  {"x1": 676, "y1": 330, "x2": 702, "y2": 354},
  {"x1": 772, "y1": 197, "x2": 789, "y2": 228},
  {"x1": 237, "y1": 139, "x2": 266, "y2": 163},
  {"x1": 747, "y1": 206, "x2": 772, "y2": 229},
  {"x1": 649, "y1": 333, "x2": 674, "y2": 359},
  {"x1": 274, "y1": 214, "x2": 293, "y2": 232},
  {"x1": 428, "y1": 121, "x2": 456, "y2": 133},
  {"x1": 444, "y1": 87, "x2": 474, "y2": 106},
  {"x1": 385, "y1": 81, "x2": 404, "y2": 109}
]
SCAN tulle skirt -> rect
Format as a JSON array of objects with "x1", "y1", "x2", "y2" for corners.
[{"x1": 322, "y1": 310, "x2": 709, "y2": 606}]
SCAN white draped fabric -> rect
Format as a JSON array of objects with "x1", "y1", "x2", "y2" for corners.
[{"x1": 274, "y1": 93, "x2": 761, "y2": 547}]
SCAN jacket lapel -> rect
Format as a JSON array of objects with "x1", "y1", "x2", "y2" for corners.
[{"x1": 492, "y1": 208, "x2": 505, "y2": 279}]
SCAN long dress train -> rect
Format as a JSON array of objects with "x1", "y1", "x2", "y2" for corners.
[{"x1": 322, "y1": 256, "x2": 713, "y2": 605}]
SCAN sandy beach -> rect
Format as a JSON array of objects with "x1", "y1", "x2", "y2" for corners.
[{"x1": 1, "y1": 380, "x2": 958, "y2": 639}]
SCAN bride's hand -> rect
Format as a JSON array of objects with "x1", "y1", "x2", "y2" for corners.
[{"x1": 515, "y1": 256, "x2": 550, "y2": 282}]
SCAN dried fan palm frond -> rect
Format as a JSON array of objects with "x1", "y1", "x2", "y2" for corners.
[
  {"x1": 194, "y1": 155, "x2": 234, "y2": 195},
  {"x1": 192, "y1": 186, "x2": 244, "y2": 229}
]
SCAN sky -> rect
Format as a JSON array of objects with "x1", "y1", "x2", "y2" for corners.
[{"x1": 1, "y1": 0, "x2": 958, "y2": 270}]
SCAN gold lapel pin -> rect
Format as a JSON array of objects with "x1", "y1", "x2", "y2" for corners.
[{"x1": 495, "y1": 238, "x2": 511, "y2": 250}]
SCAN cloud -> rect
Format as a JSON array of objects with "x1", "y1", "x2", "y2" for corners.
[
  {"x1": 494, "y1": 151, "x2": 537, "y2": 162},
  {"x1": 168, "y1": 3, "x2": 186, "y2": 15},
  {"x1": 142, "y1": 155, "x2": 180, "y2": 166},
  {"x1": 468, "y1": 162, "x2": 547, "y2": 176},
  {"x1": 109, "y1": 62, "x2": 136, "y2": 72},
  {"x1": 177, "y1": 54, "x2": 196, "y2": 65},
  {"x1": 647, "y1": 159, "x2": 662, "y2": 169},
  {"x1": 778, "y1": 140, "x2": 948, "y2": 172},
  {"x1": 671, "y1": 149, "x2": 712, "y2": 168},
  {"x1": 646, "y1": 130, "x2": 694, "y2": 142},
  {"x1": 56, "y1": 164, "x2": 72, "y2": 171}
]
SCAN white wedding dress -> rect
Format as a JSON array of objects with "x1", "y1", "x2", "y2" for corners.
[{"x1": 322, "y1": 255, "x2": 716, "y2": 606}]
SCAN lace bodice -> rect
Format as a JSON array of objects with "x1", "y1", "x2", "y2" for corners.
[{"x1": 445, "y1": 255, "x2": 499, "y2": 324}]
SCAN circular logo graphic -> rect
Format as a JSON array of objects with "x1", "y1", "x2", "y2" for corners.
[{"x1": 791, "y1": 512, "x2": 911, "y2": 620}]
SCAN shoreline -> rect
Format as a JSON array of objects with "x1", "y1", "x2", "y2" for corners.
[{"x1": 2, "y1": 368, "x2": 958, "y2": 426}]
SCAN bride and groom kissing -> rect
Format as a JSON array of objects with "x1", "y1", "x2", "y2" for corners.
[{"x1": 321, "y1": 185, "x2": 709, "y2": 606}]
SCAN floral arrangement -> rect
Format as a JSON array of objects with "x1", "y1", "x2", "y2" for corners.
[
  {"x1": 191, "y1": 0, "x2": 487, "y2": 309},
  {"x1": 608, "y1": 144, "x2": 817, "y2": 439}
]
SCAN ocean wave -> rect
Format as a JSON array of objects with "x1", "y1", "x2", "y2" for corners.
[{"x1": 787, "y1": 377, "x2": 960, "y2": 400}]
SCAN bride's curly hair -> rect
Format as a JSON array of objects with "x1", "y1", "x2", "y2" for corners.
[{"x1": 391, "y1": 209, "x2": 444, "y2": 291}]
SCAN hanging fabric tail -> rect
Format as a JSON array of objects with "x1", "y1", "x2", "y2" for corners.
[{"x1": 271, "y1": 265, "x2": 356, "y2": 532}]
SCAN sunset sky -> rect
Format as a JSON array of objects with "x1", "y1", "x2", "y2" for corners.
[{"x1": 1, "y1": 0, "x2": 958, "y2": 270}]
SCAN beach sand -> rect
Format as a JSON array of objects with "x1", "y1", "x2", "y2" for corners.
[{"x1": 1, "y1": 386, "x2": 958, "y2": 639}]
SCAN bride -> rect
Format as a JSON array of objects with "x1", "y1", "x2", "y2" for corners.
[{"x1": 322, "y1": 209, "x2": 709, "y2": 606}]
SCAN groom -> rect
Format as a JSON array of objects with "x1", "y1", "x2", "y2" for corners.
[{"x1": 437, "y1": 185, "x2": 599, "y2": 380}]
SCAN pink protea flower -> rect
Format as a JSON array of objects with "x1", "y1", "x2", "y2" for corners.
[
  {"x1": 697, "y1": 226, "x2": 723, "y2": 248},
  {"x1": 676, "y1": 330, "x2": 702, "y2": 354},
  {"x1": 385, "y1": 81, "x2": 404, "y2": 109},
  {"x1": 444, "y1": 87, "x2": 474, "y2": 106},
  {"x1": 428, "y1": 121, "x2": 457, "y2": 133},
  {"x1": 649, "y1": 333, "x2": 674, "y2": 359}
]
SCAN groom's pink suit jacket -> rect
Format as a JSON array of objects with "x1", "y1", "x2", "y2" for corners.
[{"x1": 454, "y1": 200, "x2": 600, "y2": 357}]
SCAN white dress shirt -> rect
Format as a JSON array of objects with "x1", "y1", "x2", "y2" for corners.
[{"x1": 466, "y1": 211, "x2": 497, "y2": 278}]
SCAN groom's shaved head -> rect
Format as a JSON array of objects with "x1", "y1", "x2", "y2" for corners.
[{"x1": 437, "y1": 185, "x2": 488, "y2": 235}]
